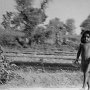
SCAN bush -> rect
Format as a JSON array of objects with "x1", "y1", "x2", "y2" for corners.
[
  {"x1": 0, "y1": 55, "x2": 15, "y2": 84},
  {"x1": 0, "y1": 35, "x2": 17, "y2": 47}
]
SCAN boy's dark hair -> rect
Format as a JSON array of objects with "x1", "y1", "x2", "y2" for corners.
[{"x1": 81, "y1": 30, "x2": 90, "y2": 43}]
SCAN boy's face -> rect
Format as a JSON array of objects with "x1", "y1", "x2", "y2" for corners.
[{"x1": 85, "y1": 34, "x2": 90, "y2": 43}]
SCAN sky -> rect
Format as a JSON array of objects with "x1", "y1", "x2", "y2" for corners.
[{"x1": 0, "y1": 0, "x2": 90, "y2": 34}]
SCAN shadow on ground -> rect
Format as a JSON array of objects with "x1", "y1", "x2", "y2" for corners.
[{"x1": 10, "y1": 61, "x2": 80, "y2": 72}]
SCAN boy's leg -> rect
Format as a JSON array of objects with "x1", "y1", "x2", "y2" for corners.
[
  {"x1": 86, "y1": 63, "x2": 90, "y2": 90},
  {"x1": 82, "y1": 61, "x2": 90, "y2": 90},
  {"x1": 83, "y1": 72, "x2": 87, "y2": 89},
  {"x1": 82, "y1": 63, "x2": 88, "y2": 89}
]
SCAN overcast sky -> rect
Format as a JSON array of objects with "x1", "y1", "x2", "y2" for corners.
[{"x1": 0, "y1": 0, "x2": 90, "y2": 34}]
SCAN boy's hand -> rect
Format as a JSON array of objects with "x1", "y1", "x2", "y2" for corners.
[
  {"x1": 74, "y1": 60, "x2": 79, "y2": 64},
  {"x1": 72, "y1": 59, "x2": 80, "y2": 67}
]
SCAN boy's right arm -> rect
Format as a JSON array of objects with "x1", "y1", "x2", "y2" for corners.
[{"x1": 74, "y1": 44, "x2": 82, "y2": 64}]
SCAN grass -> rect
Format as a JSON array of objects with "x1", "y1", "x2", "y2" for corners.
[
  {"x1": 0, "y1": 45, "x2": 82, "y2": 89},
  {"x1": 0, "y1": 64, "x2": 83, "y2": 88}
]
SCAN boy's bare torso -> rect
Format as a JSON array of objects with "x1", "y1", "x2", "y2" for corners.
[{"x1": 81, "y1": 43, "x2": 90, "y2": 60}]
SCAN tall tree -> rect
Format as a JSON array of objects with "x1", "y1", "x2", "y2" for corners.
[
  {"x1": 1, "y1": 0, "x2": 51, "y2": 47},
  {"x1": 15, "y1": 0, "x2": 48, "y2": 36},
  {"x1": 65, "y1": 18, "x2": 76, "y2": 35},
  {"x1": 1, "y1": 0, "x2": 51, "y2": 36}
]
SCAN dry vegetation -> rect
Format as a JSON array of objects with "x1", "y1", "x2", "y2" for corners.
[
  {"x1": 0, "y1": 64, "x2": 83, "y2": 88},
  {"x1": 0, "y1": 45, "x2": 83, "y2": 89}
]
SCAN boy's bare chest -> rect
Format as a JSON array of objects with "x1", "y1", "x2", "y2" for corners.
[
  {"x1": 82, "y1": 43, "x2": 90, "y2": 58},
  {"x1": 84, "y1": 43, "x2": 90, "y2": 51}
]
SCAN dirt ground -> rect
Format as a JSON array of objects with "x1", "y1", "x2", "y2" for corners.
[
  {"x1": 0, "y1": 64, "x2": 83, "y2": 89},
  {"x1": 0, "y1": 47, "x2": 83, "y2": 89}
]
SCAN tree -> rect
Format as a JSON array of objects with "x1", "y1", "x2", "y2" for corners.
[
  {"x1": 33, "y1": 26, "x2": 46, "y2": 44},
  {"x1": 1, "y1": 0, "x2": 49, "y2": 36},
  {"x1": 65, "y1": 18, "x2": 76, "y2": 35},
  {"x1": 1, "y1": 0, "x2": 51, "y2": 47},
  {"x1": 14, "y1": 0, "x2": 46, "y2": 36},
  {"x1": 14, "y1": 0, "x2": 53, "y2": 37},
  {"x1": 46, "y1": 17, "x2": 67, "y2": 46},
  {"x1": 80, "y1": 15, "x2": 90, "y2": 34},
  {"x1": 1, "y1": 12, "x2": 13, "y2": 29}
]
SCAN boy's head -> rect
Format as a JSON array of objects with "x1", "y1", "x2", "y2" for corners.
[{"x1": 81, "y1": 30, "x2": 90, "y2": 43}]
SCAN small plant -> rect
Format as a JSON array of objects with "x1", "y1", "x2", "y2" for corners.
[{"x1": 0, "y1": 55, "x2": 15, "y2": 84}]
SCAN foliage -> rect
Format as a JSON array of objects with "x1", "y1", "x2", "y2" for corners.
[
  {"x1": 46, "y1": 17, "x2": 67, "y2": 45},
  {"x1": 33, "y1": 25, "x2": 52, "y2": 44},
  {"x1": 1, "y1": 12, "x2": 13, "y2": 29},
  {"x1": 1, "y1": 0, "x2": 52, "y2": 47},
  {"x1": 33, "y1": 26, "x2": 45, "y2": 44},
  {"x1": 80, "y1": 15, "x2": 90, "y2": 32},
  {"x1": 0, "y1": 35, "x2": 16, "y2": 47},
  {"x1": 1, "y1": 12, "x2": 25, "y2": 37},
  {"x1": 14, "y1": 0, "x2": 48, "y2": 37},
  {"x1": 1, "y1": 0, "x2": 79, "y2": 49},
  {"x1": 65, "y1": 18, "x2": 76, "y2": 34},
  {"x1": 1, "y1": 0, "x2": 50, "y2": 37},
  {"x1": 40, "y1": 0, "x2": 52, "y2": 10},
  {"x1": 0, "y1": 54, "x2": 12, "y2": 84}
]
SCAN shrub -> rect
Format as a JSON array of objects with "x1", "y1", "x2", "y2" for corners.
[
  {"x1": 0, "y1": 35, "x2": 18, "y2": 48},
  {"x1": 0, "y1": 55, "x2": 15, "y2": 84}
]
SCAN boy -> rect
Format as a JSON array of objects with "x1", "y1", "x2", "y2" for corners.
[{"x1": 74, "y1": 30, "x2": 90, "y2": 90}]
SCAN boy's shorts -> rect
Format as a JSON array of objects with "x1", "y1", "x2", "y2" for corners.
[{"x1": 81, "y1": 58, "x2": 90, "y2": 73}]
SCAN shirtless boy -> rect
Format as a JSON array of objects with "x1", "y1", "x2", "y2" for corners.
[{"x1": 74, "y1": 30, "x2": 90, "y2": 90}]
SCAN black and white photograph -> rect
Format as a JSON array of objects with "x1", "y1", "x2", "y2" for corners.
[{"x1": 0, "y1": 0, "x2": 90, "y2": 90}]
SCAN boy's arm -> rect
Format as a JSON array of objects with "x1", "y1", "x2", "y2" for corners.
[{"x1": 74, "y1": 44, "x2": 82, "y2": 63}]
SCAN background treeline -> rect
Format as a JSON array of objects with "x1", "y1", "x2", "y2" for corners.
[{"x1": 0, "y1": 0, "x2": 90, "y2": 50}]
